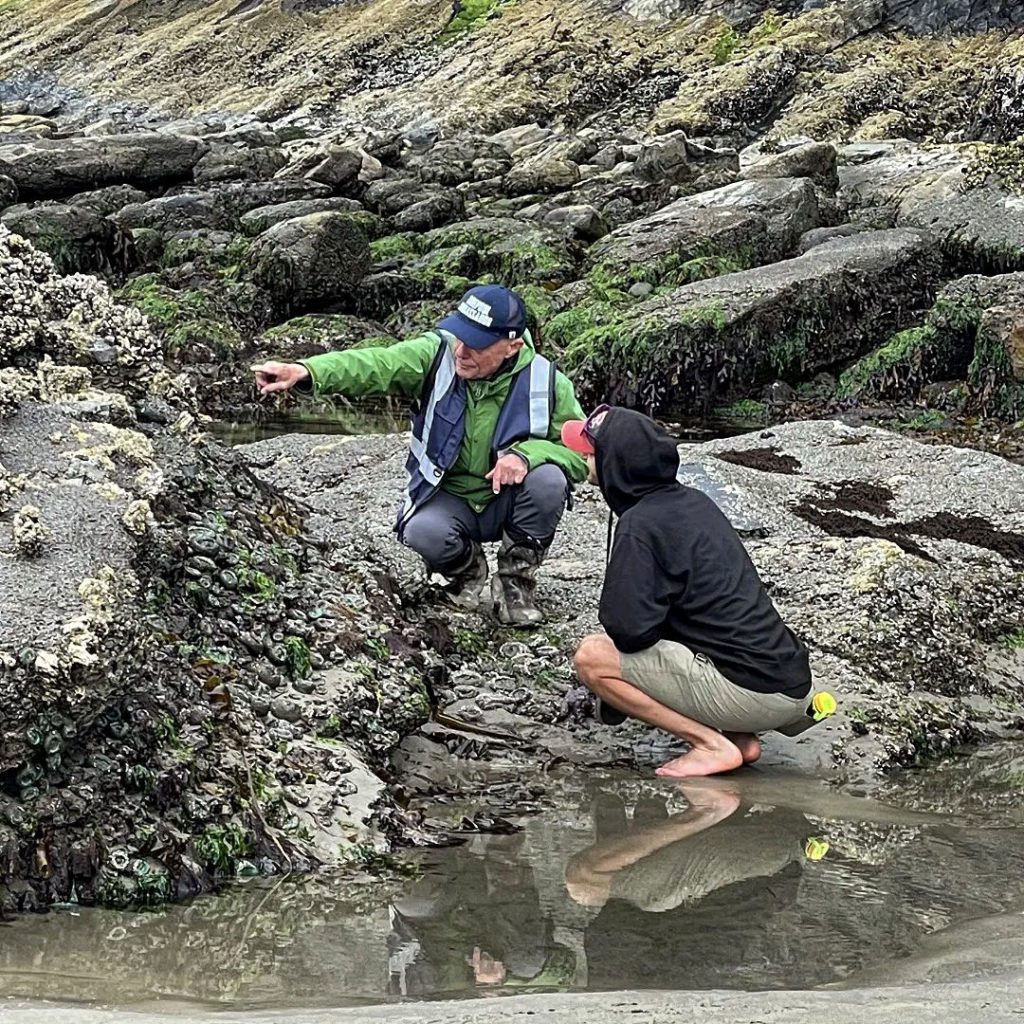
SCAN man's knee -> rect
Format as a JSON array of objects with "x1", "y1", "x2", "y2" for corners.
[
  {"x1": 508, "y1": 464, "x2": 569, "y2": 541},
  {"x1": 520, "y1": 464, "x2": 570, "y2": 511},
  {"x1": 402, "y1": 511, "x2": 466, "y2": 568},
  {"x1": 574, "y1": 633, "x2": 613, "y2": 682}
]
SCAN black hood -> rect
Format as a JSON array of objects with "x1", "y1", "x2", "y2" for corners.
[{"x1": 595, "y1": 408, "x2": 680, "y2": 515}]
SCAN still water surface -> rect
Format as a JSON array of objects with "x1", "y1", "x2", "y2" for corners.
[{"x1": 2, "y1": 747, "x2": 1024, "y2": 1011}]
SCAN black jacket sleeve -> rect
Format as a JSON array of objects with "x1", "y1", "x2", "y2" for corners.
[{"x1": 598, "y1": 532, "x2": 681, "y2": 654}]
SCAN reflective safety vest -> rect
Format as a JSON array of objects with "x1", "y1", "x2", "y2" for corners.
[{"x1": 397, "y1": 331, "x2": 555, "y2": 534}]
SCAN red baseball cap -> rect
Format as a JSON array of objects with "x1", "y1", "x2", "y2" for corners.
[{"x1": 561, "y1": 404, "x2": 610, "y2": 456}]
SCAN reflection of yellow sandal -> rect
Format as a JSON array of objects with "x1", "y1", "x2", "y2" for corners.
[
  {"x1": 805, "y1": 837, "x2": 830, "y2": 861},
  {"x1": 776, "y1": 691, "x2": 838, "y2": 737}
]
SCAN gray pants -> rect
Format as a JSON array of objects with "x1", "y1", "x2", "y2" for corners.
[{"x1": 401, "y1": 464, "x2": 570, "y2": 573}]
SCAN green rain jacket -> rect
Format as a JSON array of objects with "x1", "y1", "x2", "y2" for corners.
[{"x1": 300, "y1": 333, "x2": 588, "y2": 513}]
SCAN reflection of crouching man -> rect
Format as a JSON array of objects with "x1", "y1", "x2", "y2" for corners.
[{"x1": 562, "y1": 406, "x2": 821, "y2": 778}]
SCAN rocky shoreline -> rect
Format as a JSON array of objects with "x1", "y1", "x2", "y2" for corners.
[
  {"x1": 3, "y1": 223, "x2": 1022, "y2": 913},
  {"x1": 1, "y1": 73, "x2": 1023, "y2": 428},
  {"x1": 1, "y1": 0, "x2": 1024, "y2": 916}
]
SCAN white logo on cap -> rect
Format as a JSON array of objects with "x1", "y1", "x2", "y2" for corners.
[{"x1": 458, "y1": 295, "x2": 494, "y2": 327}]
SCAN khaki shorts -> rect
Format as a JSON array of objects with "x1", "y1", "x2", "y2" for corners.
[{"x1": 619, "y1": 639, "x2": 806, "y2": 734}]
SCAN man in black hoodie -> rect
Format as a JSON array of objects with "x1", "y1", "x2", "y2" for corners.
[{"x1": 561, "y1": 406, "x2": 816, "y2": 778}]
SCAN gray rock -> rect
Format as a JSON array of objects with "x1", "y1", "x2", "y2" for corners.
[
  {"x1": 0, "y1": 134, "x2": 210, "y2": 199},
  {"x1": 634, "y1": 132, "x2": 691, "y2": 184},
  {"x1": 591, "y1": 144, "x2": 624, "y2": 171},
  {"x1": 0, "y1": 173, "x2": 17, "y2": 211},
  {"x1": 240, "y1": 211, "x2": 371, "y2": 316},
  {"x1": 0, "y1": 114, "x2": 57, "y2": 139},
  {"x1": 136, "y1": 397, "x2": 176, "y2": 425},
  {"x1": 192, "y1": 145, "x2": 287, "y2": 185},
  {"x1": 270, "y1": 697, "x2": 304, "y2": 723},
  {"x1": 486, "y1": 123, "x2": 555, "y2": 160},
  {"x1": 65, "y1": 184, "x2": 148, "y2": 217},
  {"x1": 277, "y1": 143, "x2": 363, "y2": 192},
  {"x1": 897, "y1": 170, "x2": 1024, "y2": 271},
  {"x1": 392, "y1": 190, "x2": 464, "y2": 232},
  {"x1": 363, "y1": 178, "x2": 439, "y2": 216},
  {"x1": 542, "y1": 204, "x2": 608, "y2": 242},
  {"x1": 80, "y1": 118, "x2": 117, "y2": 137},
  {"x1": 678, "y1": 177, "x2": 823, "y2": 258},
  {"x1": 535, "y1": 135, "x2": 600, "y2": 166},
  {"x1": 799, "y1": 223, "x2": 864, "y2": 253},
  {"x1": 110, "y1": 180, "x2": 332, "y2": 234},
  {"x1": 359, "y1": 150, "x2": 385, "y2": 182},
  {"x1": 203, "y1": 126, "x2": 281, "y2": 148},
  {"x1": 504, "y1": 156, "x2": 581, "y2": 197},
  {"x1": 675, "y1": 462, "x2": 767, "y2": 536},
  {"x1": 596, "y1": 229, "x2": 942, "y2": 412},
  {"x1": 978, "y1": 305, "x2": 1024, "y2": 382},
  {"x1": 742, "y1": 142, "x2": 840, "y2": 194},
  {"x1": 239, "y1": 197, "x2": 365, "y2": 236},
  {"x1": 588, "y1": 203, "x2": 768, "y2": 289},
  {"x1": 635, "y1": 131, "x2": 739, "y2": 185},
  {"x1": 837, "y1": 143, "x2": 964, "y2": 212},
  {"x1": 1, "y1": 203, "x2": 134, "y2": 274},
  {"x1": 408, "y1": 138, "x2": 512, "y2": 186}
]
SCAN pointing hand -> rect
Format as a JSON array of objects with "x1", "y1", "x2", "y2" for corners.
[
  {"x1": 485, "y1": 453, "x2": 528, "y2": 494},
  {"x1": 251, "y1": 361, "x2": 310, "y2": 396}
]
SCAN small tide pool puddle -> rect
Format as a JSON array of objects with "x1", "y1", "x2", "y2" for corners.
[{"x1": 3, "y1": 747, "x2": 1024, "y2": 1011}]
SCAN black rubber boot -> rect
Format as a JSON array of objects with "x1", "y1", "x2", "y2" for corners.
[
  {"x1": 492, "y1": 535, "x2": 548, "y2": 628},
  {"x1": 440, "y1": 541, "x2": 489, "y2": 612}
]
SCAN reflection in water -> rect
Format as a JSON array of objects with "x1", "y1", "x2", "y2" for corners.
[
  {"x1": 3, "y1": 757, "x2": 1024, "y2": 1009},
  {"x1": 565, "y1": 782, "x2": 809, "y2": 991},
  {"x1": 388, "y1": 832, "x2": 577, "y2": 997}
]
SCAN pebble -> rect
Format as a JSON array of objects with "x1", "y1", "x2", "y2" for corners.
[{"x1": 270, "y1": 697, "x2": 304, "y2": 723}]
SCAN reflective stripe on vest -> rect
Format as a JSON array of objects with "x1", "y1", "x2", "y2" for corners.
[
  {"x1": 529, "y1": 357, "x2": 551, "y2": 436},
  {"x1": 399, "y1": 339, "x2": 458, "y2": 525},
  {"x1": 397, "y1": 336, "x2": 553, "y2": 533}
]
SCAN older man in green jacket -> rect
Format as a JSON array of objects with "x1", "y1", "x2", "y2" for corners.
[{"x1": 253, "y1": 284, "x2": 587, "y2": 627}]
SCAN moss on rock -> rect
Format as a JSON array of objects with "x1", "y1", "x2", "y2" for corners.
[
  {"x1": 259, "y1": 313, "x2": 398, "y2": 354},
  {"x1": 369, "y1": 232, "x2": 427, "y2": 263},
  {"x1": 116, "y1": 273, "x2": 246, "y2": 360},
  {"x1": 837, "y1": 278, "x2": 1023, "y2": 415}
]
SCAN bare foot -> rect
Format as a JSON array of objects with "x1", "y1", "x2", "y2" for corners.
[
  {"x1": 655, "y1": 740, "x2": 743, "y2": 778},
  {"x1": 724, "y1": 731, "x2": 762, "y2": 764}
]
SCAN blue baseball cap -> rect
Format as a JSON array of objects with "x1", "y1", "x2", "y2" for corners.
[{"x1": 437, "y1": 284, "x2": 528, "y2": 350}]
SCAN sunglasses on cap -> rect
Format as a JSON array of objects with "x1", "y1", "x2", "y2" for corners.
[{"x1": 583, "y1": 403, "x2": 611, "y2": 446}]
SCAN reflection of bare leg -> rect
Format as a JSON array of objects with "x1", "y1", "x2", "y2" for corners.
[
  {"x1": 574, "y1": 635, "x2": 743, "y2": 778},
  {"x1": 724, "y1": 731, "x2": 761, "y2": 764}
]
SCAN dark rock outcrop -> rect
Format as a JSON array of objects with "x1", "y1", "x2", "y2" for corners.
[
  {"x1": 572, "y1": 228, "x2": 942, "y2": 413},
  {"x1": 0, "y1": 134, "x2": 210, "y2": 199},
  {"x1": 1, "y1": 202, "x2": 135, "y2": 275},
  {"x1": 240, "y1": 211, "x2": 372, "y2": 316}
]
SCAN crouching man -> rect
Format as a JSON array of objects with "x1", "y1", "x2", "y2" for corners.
[
  {"x1": 252, "y1": 285, "x2": 587, "y2": 626},
  {"x1": 562, "y1": 405, "x2": 829, "y2": 777}
]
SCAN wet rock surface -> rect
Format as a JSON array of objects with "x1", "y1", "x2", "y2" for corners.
[
  {"x1": 578, "y1": 228, "x2": 942, "y2": 412},
  {"x1": 242, "y1": 418, "x2": 1024, "y2": 796}
]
